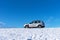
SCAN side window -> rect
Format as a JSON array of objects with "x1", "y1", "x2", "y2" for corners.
[
  {"x1": 35, "y1": 21, "x2": 37, "y2": 23},
  {"x1": 38, "y1": 21, "x2": 40, "y2": 23}
]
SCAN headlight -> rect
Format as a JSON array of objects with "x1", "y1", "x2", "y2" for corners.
[{"x1": 24, "y1": 24, "x2": 27, "y2": 26}]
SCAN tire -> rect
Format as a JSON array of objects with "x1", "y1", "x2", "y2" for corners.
[
  {"x1": 24, "y1": 25, "x2": 29, "y2": 28},
  {"x1": 37, "y1": 25, "x2": 42, "y2": 28},
  {"x1": 41, "y1": 26, "x2": 45, "y2": 28}
]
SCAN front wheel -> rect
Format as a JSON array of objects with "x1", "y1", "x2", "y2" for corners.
[
  {"x1": 24, "y1": 25, "x2": 29, "y2": 28},
  {"x1": 37, "y1": 25, "x2": 42, "y2": 28}
]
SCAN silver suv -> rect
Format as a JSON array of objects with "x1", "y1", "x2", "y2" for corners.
[{"x1": 24, "y1": 20, "x2": 45, "y2": 28}]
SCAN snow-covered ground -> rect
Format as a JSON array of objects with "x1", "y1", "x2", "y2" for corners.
[{"x1": 0, "y1": 28, "x2": 60, "y2": 40}]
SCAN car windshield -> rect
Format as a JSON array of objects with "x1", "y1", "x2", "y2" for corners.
[
  {"x1": 37, "y1": 21, "x2": 40, "y2": 23},
  {"x1": 30, "y1": 22, "x2": 33, "y2": 24}
]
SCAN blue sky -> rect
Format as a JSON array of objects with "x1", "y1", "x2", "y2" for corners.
[{"x1": 0, "y1": 0, "x2": 60, "y2": 28}]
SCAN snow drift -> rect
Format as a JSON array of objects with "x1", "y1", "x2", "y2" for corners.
[{"x1": 0, "y1": 28, "x2": 60, "y2": 40}]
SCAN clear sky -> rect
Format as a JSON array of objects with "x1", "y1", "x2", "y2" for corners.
[{"x1": 0, "y1": 0, "x2": 60, "y2": 28}]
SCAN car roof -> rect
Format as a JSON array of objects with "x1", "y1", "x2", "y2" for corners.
[{"x1": 32, "y1": 20, "x2": 41, "y2": 22}]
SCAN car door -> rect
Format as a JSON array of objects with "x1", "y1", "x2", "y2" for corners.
[{"x1": 29, "y1": 21, "x2": 37, "y2": 27}]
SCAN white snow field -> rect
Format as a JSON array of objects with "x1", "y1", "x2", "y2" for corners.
[{"x1": 0, "y1": 28, "x2": 60, "y2": 40}]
